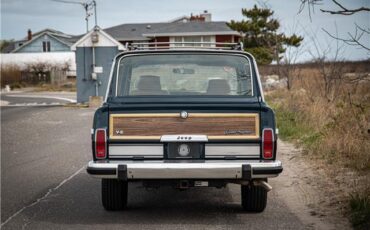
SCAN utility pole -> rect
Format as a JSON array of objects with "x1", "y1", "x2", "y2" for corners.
[
  {"x1": 52, "y1": 0, "x2": 97, "y2": 32},
  {"x1": 93, "y1": 0, "x2": 97, "y2": 27}
]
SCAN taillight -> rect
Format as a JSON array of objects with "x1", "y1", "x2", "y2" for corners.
[
  {"x1": 262, "y1": 128, "x2": 274, "y2": 159},
  {"x1": 95, "y1": 129, "x2": 107, "y2": 159}
]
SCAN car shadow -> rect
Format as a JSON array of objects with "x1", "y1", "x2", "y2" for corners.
[{"x1": 20, "y1": 172, "x2": 253, "y2": 227}]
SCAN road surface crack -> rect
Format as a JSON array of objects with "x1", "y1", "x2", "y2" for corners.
[{"x1": 1, "y1": 166, "x2": 85, "y2": 228}]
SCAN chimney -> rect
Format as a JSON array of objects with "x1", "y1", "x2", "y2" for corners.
[
  {"x1": 27, "y1": 29, "x2": 32, "y2": 41},
  {"x1": 200, "y1": 10, "x2": 212, "y2": 22},
  {"x1": 190, "y1": 15, "x2": 205, "y2": 22}
]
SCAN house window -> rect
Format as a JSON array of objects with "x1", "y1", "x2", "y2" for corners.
[
  {"x1": 184, "y1": 36, "x2": 201, "y2": 46},
  {"x1": 42, "y1": 41, "x2": 50, "y2": 52},
  {"x1": 171, "y1": 36, "x2": 215, "y2": 47},
  {"x1": 203, "y1": 36, "x2": 211, "y2": 46},
  {"x1": 174, "y1": 37, "x2": 182, "y2": 47}
]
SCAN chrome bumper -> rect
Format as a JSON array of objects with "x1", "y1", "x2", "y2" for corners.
[{"x1": 87, "y1": 160, "x2": 283, "y2": 180}]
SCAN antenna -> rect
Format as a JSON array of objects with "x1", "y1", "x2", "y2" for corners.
[{"x1": 52, "y1": 0, "x2": 97, "y2": 32}]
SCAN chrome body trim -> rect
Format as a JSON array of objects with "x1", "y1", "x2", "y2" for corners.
[
  {"x1": 87, "y1": 160, "x2": 282, "y2": 179},
  {"x1": 205, "y1": 144, "x2": 260, "y2": 157},
  {"x1": 251, "y1": 55, "x2": 265, "y2": 102},
  {"x1": 104, "y1": 54, "x2": 119, "y2": 102},
  {"x1": 109, "y1": 144, "x2": 163, "y2": 156}
]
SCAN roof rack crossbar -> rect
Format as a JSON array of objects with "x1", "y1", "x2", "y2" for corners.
[
  {"x1": 126, "y1": 42, "x2": 244, "y2": 51},
  {"x1": 131, "y1": 42, "x2": 238, "y2": 46},
  {"x1": 129, "y1": 46, "x2": 235, "y2": 50}
]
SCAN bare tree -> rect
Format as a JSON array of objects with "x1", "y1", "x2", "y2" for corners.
[
  {"x1": 298, "y1": 0, "x2": 370, "y2": 51},
  {"x1": 278, "y1": 24, "x2": 307, "y2": 90},
  {"x1": 299, "y1": 0, "x2": 370, "y2": 16},
  {"x1": 322, "y1": 24, "x2": 370, "y2": 51},
  {"x1": 301, "y1": 24, "x2": 347, "y2": 102}
]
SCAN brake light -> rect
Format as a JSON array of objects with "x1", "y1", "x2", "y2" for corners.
[
  {"x1": 95, "y1": 129, "x2": 106, "y2": 159},
  {"x1": 262, "y1": 128, "x2": 274, "y2": 159}
]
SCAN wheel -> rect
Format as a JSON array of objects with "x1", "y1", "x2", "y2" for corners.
[
  {"x1": 101, "y1": 179, "x2": 128, "y2": 211},
  {"x1": 241, "y1": 182, "x2": 267, "y2": 212}
]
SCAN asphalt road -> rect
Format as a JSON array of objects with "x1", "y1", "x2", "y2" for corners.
[{"x1": 0, "y1": 95, "x2": 328, "y2": 230}]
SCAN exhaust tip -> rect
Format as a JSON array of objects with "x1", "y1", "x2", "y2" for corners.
[{"x1": 253, "y1": 180, "x2": 272, "y2": 192}]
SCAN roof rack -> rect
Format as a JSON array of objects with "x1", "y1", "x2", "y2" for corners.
[{"x1": 126, "y1": 42, "x2": 244, "y2": 51}]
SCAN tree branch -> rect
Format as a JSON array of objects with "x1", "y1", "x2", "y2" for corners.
[
  {"x1": 322, "y1": 27, "x2": 370, "y2": 51},
  {"x1": 300, "y1": 0, "x2": 370, "y2": 16},
  {"x1": 320, "y1": 7, "x2": 370, "y2": 15}
]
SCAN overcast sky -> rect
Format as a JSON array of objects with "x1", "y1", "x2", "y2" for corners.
[{"x1": 1, "y1": 0, "x2": 369, "y2": 61}]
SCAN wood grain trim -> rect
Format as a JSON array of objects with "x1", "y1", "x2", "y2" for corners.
[{"x1": 109, "y1": 113, "x2": 260, "y2": 141}]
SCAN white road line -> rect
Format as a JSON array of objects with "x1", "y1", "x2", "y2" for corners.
[
  {"x1": 5, "y1": 95, "x2": 76, "y2": 103},
  {"x1": 1, "y1": 103, "x2": 62, "y2": 107},
  {"x1": 0, "y1": 100, "x2": 9, "y2": 106},
  {"x1": 0, "y1": 166, "x2": 86, "y2": 227}
]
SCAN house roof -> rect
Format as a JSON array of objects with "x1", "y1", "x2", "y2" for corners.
[
  {"x1": 3, "y1": 28, "x2": 82, "y2": 53},
  {"x1": 2, "y1": 42, "x2": 16, "y2": 53},
  {"x1": 168, "y1": 15, "x2": 189, "y2": 23},
  {"x1": 104, "y1": 22, "x2": 169, "y2": 41},
  {"x1": 16, "y1": 28, "x2": 81, "y2": 45},
  {"x1": 55, "y1": 34, "x2": 82, "y2": 45},
  {"x1": 24, "y1": 28, "x2": 66, "y2": 39},
  {"x1": 71, "y1": 26, "x2": 125, "y2": 51},
  {"x1": 104, "y1": 21, "x2": 239, "y2": 41},
  {"x1": 11, "y1": 30, "x2": 81, "y2": 53}
]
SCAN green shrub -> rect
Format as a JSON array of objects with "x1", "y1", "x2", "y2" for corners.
[{"x1": 350, "y1": 193, "x2": 370, "y2": 230}]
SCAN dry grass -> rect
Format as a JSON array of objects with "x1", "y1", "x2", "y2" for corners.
[
  {"x1": 0, "y1": 64, "x2": 23, "y2": 88},
  {"x1": 264, "y1": 61, "x2": 370, "y2": 228},
  {"x1": 1, "y1": 62, "x2": 76, "y2": 91},
  {"x1": 266, "y1": 64, "x2": 370, "y2": 171},
  {"x1": 33, "y1": 80, "x2": 76, "y2": 92}
]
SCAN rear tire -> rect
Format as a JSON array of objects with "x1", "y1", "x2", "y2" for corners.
[
  {"x1": 241, "y1": 182, "x2": 267, "y2": 212},
  {"x1": 102, "y1": 179, "x2": 128, "y2": 211}
]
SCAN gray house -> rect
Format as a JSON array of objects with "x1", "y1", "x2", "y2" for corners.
[
  {"x1": 71, "y1": 28, "x2": 125, "y2": 103},
  {"x1": 5, "y1": 29, "x2": 80, "y2": 53},
  {"x1": 73, "y1": 11, "x2": 241, "y2": 103}
]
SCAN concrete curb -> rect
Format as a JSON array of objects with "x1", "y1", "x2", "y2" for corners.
[{"x1": 63, "y1": 103, "x2": 89, "y2": 108}]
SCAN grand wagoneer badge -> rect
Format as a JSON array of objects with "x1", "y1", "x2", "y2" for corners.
[{"x1": 224, "y1": 130, "x2": 253, "y2": 135}]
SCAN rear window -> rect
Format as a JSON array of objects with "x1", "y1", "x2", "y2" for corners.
[{"x1": 116, "y1": 54, "x2": 253, "y2": 97}]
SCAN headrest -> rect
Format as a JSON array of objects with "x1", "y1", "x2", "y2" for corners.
[
  {"x1": 136, "y1": 75, "x2": 162, "y2": 91},
  {"x1": 206, "y1": 79, "x2": 230, "y2": 95}
]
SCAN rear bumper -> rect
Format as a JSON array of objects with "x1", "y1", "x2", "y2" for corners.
[{"x1": 86, "y1": 160, "x2": 283, "y2": 180}]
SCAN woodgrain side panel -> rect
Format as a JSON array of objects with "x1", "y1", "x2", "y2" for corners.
[{"x1": 109, "y1": 113, "x2": 259, "y2": 140}]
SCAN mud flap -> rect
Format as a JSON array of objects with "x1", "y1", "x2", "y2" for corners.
[
  {"x1": 242, "y1": 164, "x2": 252, "y2": 180},
  {"x1": 117, "y1": 165, "x2": 127, "y2": 181}
]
